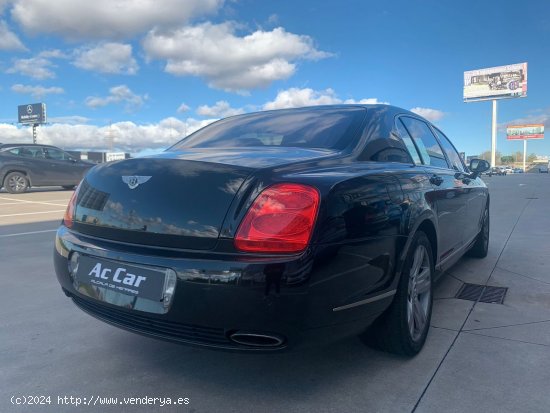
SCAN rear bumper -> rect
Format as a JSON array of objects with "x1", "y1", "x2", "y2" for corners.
[{"x1": 54, "y1": 226, "x2": 399, "y2": 351}]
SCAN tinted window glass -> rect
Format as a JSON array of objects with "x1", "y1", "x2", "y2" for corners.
[
  {"x1": 395, "y1": 120, "x2": 422, "y2": 164},
  {"x1": 44, "y1": 148, "x2": 69, "y2": 160},
  {"x1": 433, "y1": 128, "x2": 465, "y2": 172},
  {"x1": 170, "y1": 108, "x2": 366, "y2": 150},
  {"x1": 8, "y1": 147, "x2": 44, "y2": 158},
  {"x1": 400, "y1": 117, "x2": 448, "y2": 168},
  {"x1": 360, "y1": 144, "x2": 412, "y2": 163}
]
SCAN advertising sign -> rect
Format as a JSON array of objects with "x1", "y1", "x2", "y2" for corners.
[
  {"x1": 17, "y1": 103, "x2": 47, "y2": 124},
  {"x1": 106, "y1": 152, "x2": 126, "y2": 162},
  {"x1": 506, "y1": 124, "x2": 544, "y2": 140},
  {"x1": 464, "y1": 63, "x2": 527, "y2": 102}
]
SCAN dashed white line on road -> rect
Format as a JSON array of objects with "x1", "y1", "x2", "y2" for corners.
[
  {"x1": 0, "y1": 229, "x2": 57, "y2": 238},
  {"x1": 0, "y1": 210, "x2": 65, "y2": 218},
  {"x1": 0, "y1": 196, "x2": 69, "y2": 207}
]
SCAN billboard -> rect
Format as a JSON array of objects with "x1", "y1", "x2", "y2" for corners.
[
  {"x1": 464, "y1": 63, "x2": 527, "y2": 102},
  {"x1": 506, "y1": 124, "x2": 544, "y2": 140},
  {"x1": 18, "y1": 103, "x2": 47, "y2": 124},
  {"x1": 105, "y1": 152, "x2": 126, "y2": 162}
]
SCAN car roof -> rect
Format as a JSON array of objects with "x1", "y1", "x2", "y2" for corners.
[
  {"x1": 0, "y1": 143, "x2": 59, "y2": 150},
  {"x1": 248, "y1": 104, "x2": 422, "y2": 119}
]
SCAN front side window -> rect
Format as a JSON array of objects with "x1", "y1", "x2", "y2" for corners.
[
  {"x1": 432, "y1": 128, "x2": 465, "y2": 172},
  {"x1": 400, "y1": 117, "x2": 448, "y2": 169},
  {"x1": 44, "y1": 148, "x2": 69, "y2": 160}
]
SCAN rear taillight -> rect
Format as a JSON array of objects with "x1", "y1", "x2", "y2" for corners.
[
  {"x1": 63, "y1": 183, "x2": 81, "y2": 228},
  {"x1": 234, "y1": 183, "x2": 320, "y2": 253}
]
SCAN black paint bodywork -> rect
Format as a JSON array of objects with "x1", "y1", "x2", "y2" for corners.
[{"x1": 54, "y1": 105, "x2": 489, "y2": 351}]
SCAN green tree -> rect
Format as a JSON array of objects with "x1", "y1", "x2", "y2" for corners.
[
  {"x1": 501, "y1": 155, "x2": 514, "y2": 164},
  {"x1": 480, "y1": 150, "x2": 502, "y2": 165},
  {"x1": 527, "y1": 153, "x2": 537, "y2": 163}
]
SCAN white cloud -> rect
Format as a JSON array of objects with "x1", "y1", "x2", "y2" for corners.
[
  {"x1": 11, "y1": 0, "x2": 224, "y2": 40},
  {"x1": 7, "y1": 56, "x2": 55, "y2": 79},
  {"x1": 345, "y1": 98, "x2": 389, "y2": 105},
  {"x1": 11, "y1": 83, "x2": 64, "y2": 98},
  {"x1": 410, "y1": 107, "x2": 445, "y2": 122},
  {"x1": 0, "y1": 20, "x2": 26, "y2": 51},
  {"x1": 263, "y1": 87, "x2": 340, "y2": 110},
  {"x1": 267, "y1": 14, "x2": 279, "y2": 25},
  {"x1": 6, "y1": 50, "x2": 66, "y2": 79},
  {"x1": 499, "y1": 109, "x2": 550, "y2": 132},
  {"x1": 263, "y1": 87, "x2": 387, "y2": 110},
  {"x1": 0, "y1": 0, "x2": 11, "y2": 12},
  {"x1": 38, "y1": 49, "x2": 67, "y2": 59},
  {"x1": 177, "y1": 102, "x2": 190, "y2": 113},
  {"x1": 73, "y1": 43, "x2": 138, "y2": 74},
  {"x1": 85, "y1": 85, "x2": 147, "y2": 111},
  {"x1": 0, "y1": 117, "x2": 215, "y2": 151},
  {"x1": 143, "y1": 22, "x2": 330, "y2": 92},
  {"x1": 196, "y1": 100, "x2": 245, "y2": 117},
  {"x1": 49, "y1": 115, "x2": 90, "y2": 124}
]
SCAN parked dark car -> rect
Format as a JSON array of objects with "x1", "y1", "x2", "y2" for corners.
[
  {"x1": 54, "y1": 105, "x2": 490, "y2": 355},
  {"x1": 0, "y1": 144, "x2": 93, "y2": 193}
]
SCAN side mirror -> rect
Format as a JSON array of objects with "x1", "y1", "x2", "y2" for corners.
[{"x1": 469, "y1": 158, "x2": 491, "y2": 176}]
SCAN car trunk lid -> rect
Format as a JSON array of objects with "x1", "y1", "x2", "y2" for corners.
[{"x1": 72, "y1": 148, "x2": 337, "y2": 250}]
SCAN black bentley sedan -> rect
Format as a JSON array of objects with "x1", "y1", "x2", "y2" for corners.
[
  {"x1": 0, "y1": 143, "x2": 93, "y2": 193},
  {"x1": 54, "y1": 105, "x2": 490, "y2": 355}
]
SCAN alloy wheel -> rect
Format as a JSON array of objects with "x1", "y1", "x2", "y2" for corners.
[
  {"x1": 8, "y1": 175, "x2": 27, "y2": 192},
  {"x1": 406, "y1": 244, "x2": 431, "y2": 341}
]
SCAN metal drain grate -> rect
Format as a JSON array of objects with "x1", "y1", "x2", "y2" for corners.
[
  {"x1": 455, "y1": 283, "x2": 507, "y2": 304},
  {"x1": 526, "y1": 197, "x2": 538, "y2": 200}
]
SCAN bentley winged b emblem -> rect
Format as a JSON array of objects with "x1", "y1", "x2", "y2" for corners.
[{"x1": 122, "y1": 175, "x2": 152, "y2": 189}]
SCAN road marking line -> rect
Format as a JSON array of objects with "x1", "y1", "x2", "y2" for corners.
[
  {"x1": 0, "y1": 229, "x2": 57, "y2": 238},
  {"x1": 0, "y1": 196, "x2": 68, "y2": 207},
  {"x1": 0, "y1": 210, "x2": 65, "y2": 217}
]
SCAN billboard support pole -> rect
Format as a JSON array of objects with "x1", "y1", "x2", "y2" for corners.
[
  {"x1": 523, "y1": 139, "x2": 527, "y2": 173},
  {"x1": 32, "y1": 123, "x2": 38, "y2": 144},
  {"x1": 491, "y1": 100, "x2": 497, "y2": 167}
]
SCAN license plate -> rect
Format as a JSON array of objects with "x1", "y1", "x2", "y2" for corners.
[{"x1": 75, "y1": 255, "x2": 167, "y2": 301}]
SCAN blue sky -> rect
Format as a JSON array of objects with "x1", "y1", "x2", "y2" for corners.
[{"x1": 1, "y1": 0, "x2": 549, "y2": 158}]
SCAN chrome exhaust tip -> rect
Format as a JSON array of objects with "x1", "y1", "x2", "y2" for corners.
[{"x1": 229, "y1": 331, "x2": 285, "y2": 347}]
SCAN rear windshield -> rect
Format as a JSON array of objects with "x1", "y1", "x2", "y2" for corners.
[{"x1": 169, "y1": 108, "x2": 366, "y2": 151}]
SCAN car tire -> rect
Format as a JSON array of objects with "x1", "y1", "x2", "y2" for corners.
[
  {"x1": 62, "y1": 185, "x2": 75, "y2": 190},
  {"x1": 4, "y1": 172, "x2": 29, "y2": 194},
  {"x1": 468, "y1": 207, "x2": 489, "y2": 258},
  {"x1": 364, "y1": 231, "x2": 433, "y2": 356}
]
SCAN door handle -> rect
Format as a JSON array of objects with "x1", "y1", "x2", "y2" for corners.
[{"x1": 429, "y1": 174, "x2": 444, "y2": 186}]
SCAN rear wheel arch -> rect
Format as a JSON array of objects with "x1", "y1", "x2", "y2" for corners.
[
  {"x1": 394, "y1": 216, "x2": 438, "y2": 288},
  {"x1": 416, "y1": 220, "x2": 437, "y2": 266},
  {"x1": 2, "y1": 169, "x2": 31, "y2": 187}
]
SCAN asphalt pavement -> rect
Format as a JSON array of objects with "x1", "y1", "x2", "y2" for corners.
[{"x1": 1, "y1": 175, "x2": 550, "y2": 413}]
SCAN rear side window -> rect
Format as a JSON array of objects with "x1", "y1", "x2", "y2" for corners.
[
  {"x1": 395, "y1": 121, "x2": 422, "y2": 164},
  {"x1": 433, "y1": 128, "x2": 465, "y2": 172},
  {"x1": 400, "y1": 117, "x2": 448, "y2": 169},
  {"x1": 170, "y1": 108, "x2": 366, "y2": 151},
  {"x1": 8, "y1": 147, "x2": 44, "y2": 158}
]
